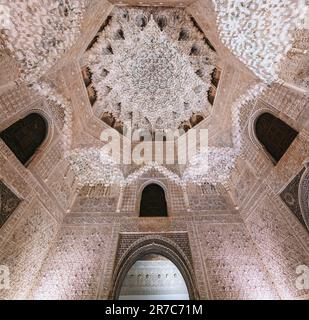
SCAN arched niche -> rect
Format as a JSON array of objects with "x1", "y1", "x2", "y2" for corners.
[
  {"x1": 118, "y1": 254, "x2": 190, "y2": 300},
  {"x1": 299, "y1": 161, "x2": 309, "y2": 231},
  {"x1": 110, "y1": 236, "x2": 199, "y2": 300},
  {"x1": 249, "y1": 110, "x2": 298, "y2": 165},
  {"x1": 0, "y1": 112, "x2": 49, "y2": 166},
  {"x1": 139, "y1": 183, "x2": 168, "y2": 217}
]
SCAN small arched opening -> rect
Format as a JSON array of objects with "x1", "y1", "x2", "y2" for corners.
[
  {"x1": 0, "y1": 112, "x2": 48, "y2": 165},
  {"x1": 139, "y1": 183, "x2": 168, "y2": 217},
  {"x1": 255, "y1": 112, "x2": 298, "y2": 164}
]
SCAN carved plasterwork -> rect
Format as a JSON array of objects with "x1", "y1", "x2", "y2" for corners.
[
  {"x1": 213, "y1": 0, "x2": 305, "y2": 84},
  {"x1": 0, "y1": 200, "x2": 58, "y2": 299},
  {"x1": 0, "y1": 0, "x2": 308, "y2": 302},
  {"x1": 86, "y1": 7, "x2": 216, "y2": 130},
  {"x1": 0, "y1": 181, "x2": 21, "y2": 229},
  {"x1": 30, "y1": 224, "x2": 113, "y2": 300},
  {"x1": 110, "y1": 233, "x2": 199, "y2": 299},
  {"x1": 195, "y1": 221, "x2": 278, "y2": 299},
  {"x1": 246, "y1": 193, "x2": 309, "y2": 299},
  {"x1": 280, "y1": 168, "x2": 307, "y2": 229},
  {"x1": 299, "y1": 163, "x2": 309, "y2": 231},
  {"x1": 0, "y1": 0, "x2": 85, "y2": 83}
]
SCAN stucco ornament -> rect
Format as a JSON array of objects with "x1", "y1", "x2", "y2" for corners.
[
  {"x1": 88, "y1": 10, "x2": 216, "y2": 130},
  {"x1": 0, "y1": 0, "x2": 85, "y2": 83},
  {"x1": 68, "y1": 148, "x2": 124, "y2": 187},
  {"x1": 183, "y1": 83, "x2": 267, "y2": 185},
  {"x1": 213, "y1": 0, "x2": 305, "y2": 83}
]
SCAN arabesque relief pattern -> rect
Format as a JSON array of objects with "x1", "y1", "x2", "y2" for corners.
[{"x1": 0, "y1": 1, "x2": 308, "y2": 300}]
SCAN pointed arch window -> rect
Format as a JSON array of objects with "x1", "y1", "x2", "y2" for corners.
[
  {"x1": 255, "y1": 113, "x2": 298, "y2": 164},
  {"x1": 140, "y1": 184, "x2": 168, "y2": 217},
  {"x1": 0, "y1": 113, "x2": 48, "y2": 165}
]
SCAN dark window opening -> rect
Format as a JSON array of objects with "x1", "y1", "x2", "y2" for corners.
[
  {"x1": 104, "y1": 44, "x2": 113, "y2": 55},
  {"x1": 190, "y1": 45, "x2": 200, "y2": 56},
  {"x1": 87, "y1": 85, "x2": 97, "y2": 106},
  {"x1": 99, "y1": 16, "x2": 113, "y2": 33},
  {"x1": 101, "y1": 112, "x2": 116, "y2": 128},
  {"x1": 190, "y1": 114, "x2": 204, "y2": 127},
  {"x1": 255, "y1": 113, "x2": 298, "y2": 164},
  {"x1": 86, "y1": 35, "x2": 99, "y2": 51},
  {"x1": 208, "y1": 87, "x2": 216, "y2": 105},
  {"x1": 0, "y1": 113, "x2": 48, "y2": 165},
  {"x1": 136, "y1": 15, "x2": 147, "y2": 29},
  {"x1": 115, "y1": 29, "x2": 125, "y2": 40},
  {"x1": 157, "y1": 16, "x2": 167, "y2": 31},
  {"x1": 178, "y1": 29, "x2": 190, "y2": 41},
  {"x1": 82, "y1": 67, "x2": 92, "y2": 87},
  {"x1": 140, "y1": 184, "x2": 168, "y2": 217},
  {"x1": 211, "y1": 68, "x2": 221, "y2": 88}
]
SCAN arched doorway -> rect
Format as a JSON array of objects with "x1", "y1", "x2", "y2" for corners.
[
  {"x1": 118, "y1": 254, "x2": 189, "y2": 300},
  {"x1": 140, "y1": 183, "x2": 168, "y2": 217},
  {"x1": 255, "y1": 112, "x2": 298, "y2": 164},
  {"x1": 110, "y1": 236, "x2": 199, "y2": 300},
  {"x1": 0, "y1": 113, "x2": 48, "y2": 165}
]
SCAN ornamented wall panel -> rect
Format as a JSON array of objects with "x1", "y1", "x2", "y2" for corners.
[
  {"x1": 195, "y1": 221, "x2": 279, "y2": 299},
  {"x1": 114, "y1": 232, "x2": 193, "y2": 268},
  {"x1": 0, "y1": 140, "x2": 64, "y2": 223},
  {"x1": 167, "y1": 181, "x2": 187, "y2": 214},
  {"x1": 48, "y1": 100, "x2": 65, "y2": 131},
  {"x1": 0, "y1": 51, "x2": 20, "y2": 86},
  {"x1": 228, "y1": 157, "x2": 260, "y2": 210},
  {"x1": 245, "y1": 193, "x2": 309, "y2": 299},
  {"x1": 207, "y1": 65, "x2": 257, "y2": 147},
  {"x1": 0, "y1": 181, "x2": 21, "y2": 229},
  {"x1": 31, "y1": 139, "x2": 64, "y2": 181},
  {"x1": 260, "y1": 84, "x2": 307, "y2": 121},
  {"x1": 240, "y1": 135, "x2": 272, "y2": 178},
  {"x1": 189, "y1": 194, "x2": 231, "y2": 212},
  {"x1": 48, "y1": 161, "x2": 77, "y2": 211},
  {"x1": 266, "y1": 134, "x2": 309, "y2": 194},
  {"x1": 0, "y1": 145, "x2": 32, "y2": 199},
  {"x1": 0, "y1": 200, "x2": 58, "y2": 299},
  {"x1": 70, "y1": 187, "x2": 117, "y2": 213},
  {"x1": 280, "y1": 167, "x2": 307, "y2": 228},
  {"x1": 30, "y1": 224, "x2": 113, "y2": 300},
  {"x1": 121, "y1": 182, "x2": 138, "y2": 213},
  {"x1": 278, "y1": 29, "x2": 309, "y2": 91},
  {"x1": 0, "y1": 85, "x2": 34, "y2": 126}
]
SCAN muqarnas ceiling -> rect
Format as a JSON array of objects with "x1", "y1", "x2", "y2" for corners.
[{"x1": 81, "y1": 7, "x2": 220, "y2": 134}]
